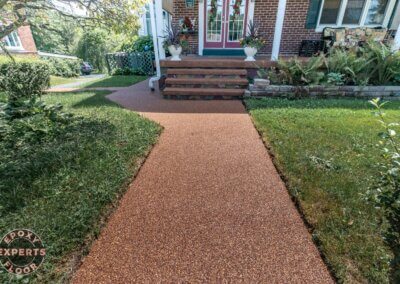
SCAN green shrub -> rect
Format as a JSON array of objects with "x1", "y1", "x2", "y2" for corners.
[
  {"x1": 364, "y1": 42, "x2": 400, "y2": 85},
  {"x1": 324, "y1": 48, "x2": 372, "y2": 85},
  {"x1": 112, "y1": 67, "x2": 147, "y2": 76},
  {"x1": 121, "y1": 36, "x2": 154, "y2": 52},
  {"x1": 0, "y1": 58, "x2": 50, "y2": 103},
  {"x1": 326, "y1": 72, "x2": 345, "y2": 86},
  {"x1": 271, "y1": 56, "x2": 325, "y2": 85},
  {"x1": 264, "y1": 43, "x2": 400, "y2": 87},
  {"x1": 44, "y1": 57, "x2": 82, "y2": 77}
]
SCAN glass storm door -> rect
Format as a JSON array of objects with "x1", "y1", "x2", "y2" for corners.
[{"x1": 204, "y1": 0, "x2": 248, "y2": 49}]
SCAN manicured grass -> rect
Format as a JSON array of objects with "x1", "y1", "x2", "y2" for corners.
[
  {"x1": 83, "y1": 75, "x2": 147, "y2": 88},
  {"x1": 0, "y1": 91, "x2": 161, "y2": 282},
  {"x1": 50, "y1": 75, "x2": 82, "y2": 87},
  {"x1": 245, "y1": 98, "x2": 400, "y2": 283}
]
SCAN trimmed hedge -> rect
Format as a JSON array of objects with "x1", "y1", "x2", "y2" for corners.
[
  {"x1": 0, "y1": 56, "x2": 51, "y2": 102},
  {"x1": 44, "y1": 57, "x2": 82, "y2": 78}
]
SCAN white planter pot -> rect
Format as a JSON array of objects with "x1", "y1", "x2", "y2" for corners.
[
  {"x1": 244, "y1": 46, "x2": 257, "y2": 61},
  {"x1": 168, "y1": 45, "x2": 182, "y2": 61}
]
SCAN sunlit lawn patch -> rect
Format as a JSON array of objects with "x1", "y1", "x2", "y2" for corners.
[{"x1": 245, "y1": 98, "x2": 400, "y2": 283}]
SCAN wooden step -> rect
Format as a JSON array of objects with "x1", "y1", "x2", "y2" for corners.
[
  {"x1": 167, "y1": 68, "x2": 247, "y2": 76},
  {"x1": 165, "y1": 78, "x2": 248, "y2": 86},
  {"x1": 161, "y1": 59, "x2": 271, "y2": 68},
  {"x1": 163, "y1": 87, "x2": 245, "y2": 97}
]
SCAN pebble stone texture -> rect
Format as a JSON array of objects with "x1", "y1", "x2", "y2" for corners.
[{"x1": 72, "y1": 80, "x2": 334, "y2": 283}]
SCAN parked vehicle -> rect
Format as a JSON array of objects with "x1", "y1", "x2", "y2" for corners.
[{"x1": 81, "y1": 62, "x2": 93, "y2": 75}]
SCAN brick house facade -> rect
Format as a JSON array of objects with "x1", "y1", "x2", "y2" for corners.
[
  {"x1": 167, "y1": 0, "x2": 399, "y2": 56},
  {"x1": 2, "y1": 25, "x2": 37, "y2": 55}
]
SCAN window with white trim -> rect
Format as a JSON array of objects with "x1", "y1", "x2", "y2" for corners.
[
  {"x1": 2, "y1": 31, "x2": 23, "y2": 49},
  {"x1": 317, "y1": 0, "x2": 396, "y2": 30}
]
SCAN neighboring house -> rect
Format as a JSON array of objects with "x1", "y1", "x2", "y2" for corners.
[
  {"x1": 138, "y1": 0, "x2": 173, "y2": 36},
  {"x1": 151, "y1": 0, "x2": 400, "y2": 57},
  {"x1": 1, "y1": 25, "x2": 37, "y2": 55}
]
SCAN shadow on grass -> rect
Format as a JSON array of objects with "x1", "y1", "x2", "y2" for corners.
[
  {"x1": 245, "y1": 98, "x2": 400, "y2": 111},
  {"x1": 71, "y1": 91, "x2": 117, "y2": 109}
]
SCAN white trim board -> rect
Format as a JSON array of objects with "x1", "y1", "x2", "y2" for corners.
[{"x1": 316, "y1": 0, "x2": 397, "y2": 32}]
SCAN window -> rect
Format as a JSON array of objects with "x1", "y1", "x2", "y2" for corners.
[
  {"x1": 145, "y1": 4, "x2": 152, "y2": 36},
  {"x1": 320, "y1": 0, "x2": 342, "y2": 24},
  {"x1": 342, "y1": 0, "x2": 365, "y2": 24},
  {"x1": 2, "y1": 31, "x2": 22, "y2": 49},
  {"x1": 365, "y1": 0, "x2": 389, "y2": 24},
  {"x1": 318, "y1": 0, "x2": 395, "y2": 29}
]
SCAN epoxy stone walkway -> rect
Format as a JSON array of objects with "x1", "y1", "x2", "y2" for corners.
[{"x1": 73, "y1": 80, "x2": 333, "y2": 283}]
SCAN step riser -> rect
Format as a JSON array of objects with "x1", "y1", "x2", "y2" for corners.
[
  {"x1": 167, "y1": 69, "x2": 248, "y2": 76},
  {"x1": 162, "y1": 67, "x2": 249, "y2": 99},
  {"x1": 166, "y1": 79, "x2": 248, "y2": 86}
]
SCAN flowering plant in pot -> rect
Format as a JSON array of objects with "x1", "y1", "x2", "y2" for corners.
[
  {"x1": 163, "y1": 26, "x2": 187, "y2": 61},
  {"x1": 240, "y1": 21, "x2": 265, "y2": 61}
]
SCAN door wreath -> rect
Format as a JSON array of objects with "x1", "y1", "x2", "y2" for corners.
[{"x1": 209, "y1": 0, "x2": 218, "y2": 24}]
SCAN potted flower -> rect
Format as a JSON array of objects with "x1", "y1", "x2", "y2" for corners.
[
  {"x1": 240, "y1": 21, "x2": 265, "y2": 61},
  {"x1": 163, "y1": 26, "x2": 186, "y2": 61}
]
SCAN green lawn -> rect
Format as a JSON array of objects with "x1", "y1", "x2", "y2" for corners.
[
  {"x1": 83, "y1": 75, "x2": 147, "y2": 88},
  {"x1": 50, "y1": 75, "x2": 82, "y2": 87},
  {"x1": 0, "y1": 91, "x2": 161, "y2": 283},
  {"x1": 245, "y1": 98, "x2": 400, "y2": 283}
]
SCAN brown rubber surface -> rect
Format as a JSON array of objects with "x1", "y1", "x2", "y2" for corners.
[{"x1": 72, "y1": 80, "x2": 333, "y2": 283}]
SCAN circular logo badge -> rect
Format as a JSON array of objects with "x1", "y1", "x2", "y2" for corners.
[{"x1": 0, "y1": 229, "x2": 46, "y2": 275}]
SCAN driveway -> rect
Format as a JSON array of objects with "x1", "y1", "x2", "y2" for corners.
[{"x1": 72, "y1": 80, "x2": 333, "y2": 283}]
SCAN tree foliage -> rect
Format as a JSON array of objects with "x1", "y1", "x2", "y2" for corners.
[
  {"x1": 75, "y1": 29, "x2": 115, "y2": 71},
  {"x1": 0, "y1": 0, "x2": 146, "y2": 41}
]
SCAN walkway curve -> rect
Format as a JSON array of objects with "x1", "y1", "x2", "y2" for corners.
[{"x1": 72, "y1": 80, "x2": 333, "y2": 283}]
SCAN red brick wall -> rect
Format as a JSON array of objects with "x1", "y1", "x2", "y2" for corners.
[
  {"x1": 171, "y1": 0, "x2": 321, "y2": 55},
  {"x1": 281, "y1": 0, "x2": 321, "y2": 55},
  {"x1": 17, "y1": 25, "x2": 37, "y2": 53},
  {"x1": 253, "y1": 0, "x2": 279, "y2": 54},
  {"x1": 172, "y1": 0, "x2": 199, "y2": 54}
]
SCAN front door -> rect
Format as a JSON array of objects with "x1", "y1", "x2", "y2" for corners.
[{"x1": 204, "y1": 0, "x2": 249, "y2": 49}]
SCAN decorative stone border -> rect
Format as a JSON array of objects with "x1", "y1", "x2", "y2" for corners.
[{"x1": 247, "y1": 79, "x2": 400, "y2": 99}]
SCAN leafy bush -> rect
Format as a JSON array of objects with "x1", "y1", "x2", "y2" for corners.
[
  {"x1": 326, "y1": 72, "x2": 345, "y2": 86},
  {"x1": 364, "y1": 42, "x2": 400, "y2": 85},
  {"x1": 368, "y1": 98, "x2": 400, "y2": 282},
  {"x1": 270, "y1": 56, "x2": 325, "y2": 85},
  {"x1": 44, "y1": 57, "x2": 82, "y2": 77},
  {"x1": 112, "y1": 67, "x2": 147, "y2": 76},
  {"x1": 324, "y1": 48, "x2": 372, "y2": 85},
  {"x1": 121, "y1": 36, "x2": 154, "y2": 52},
  {"x1": 264, "y1": 42, "x2": 400, "y2": 87},
  {"x1": 0, "y1": 58, "x2": 50, "y2": 103}
]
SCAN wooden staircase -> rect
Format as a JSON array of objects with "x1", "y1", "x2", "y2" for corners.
[{"x1": 162, "y1": 67, "x2": 249, "y2": 99}]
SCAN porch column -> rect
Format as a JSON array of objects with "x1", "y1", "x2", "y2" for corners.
[
  {"x1": 271, "y1": 0, "x2": 288, "y2": 61},
  {"x1": 155, "y1": 0, "x2": 166, "y2": 59},
  {"x1": 148, "y1": 0, "x2": 162, "y2": 90},
  {"x1": 393, "y1": 22, "x2": 400, "y2": 51},
  {"x1": 198, "y1": 0, "x2": 205, "y2": 55}
]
